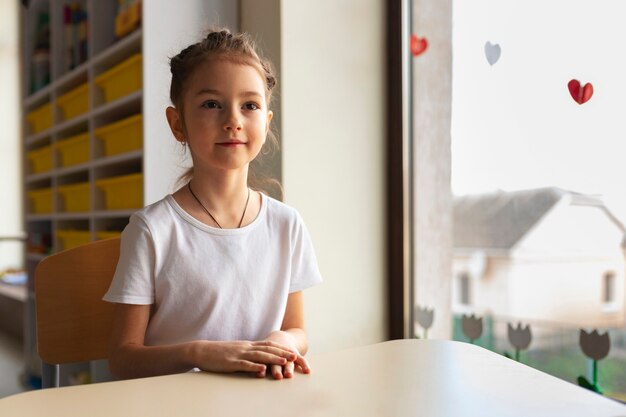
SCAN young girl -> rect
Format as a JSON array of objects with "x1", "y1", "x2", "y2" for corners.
[{"x1": 103, "y1": 29, "x2": 322, "y2": 380}]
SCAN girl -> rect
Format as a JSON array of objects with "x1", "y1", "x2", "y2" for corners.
[{"x1": 103, "y1": 29, "x2": 322, "y2": 380}]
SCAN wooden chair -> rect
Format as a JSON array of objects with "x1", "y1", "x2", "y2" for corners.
[{"x1": 35, "y1": 238, "x2": 120, "y2": 388}]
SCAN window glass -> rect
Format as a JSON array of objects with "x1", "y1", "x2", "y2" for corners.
[{"x1": 448, "y1": 0, "x2": 626, "y2": 400}]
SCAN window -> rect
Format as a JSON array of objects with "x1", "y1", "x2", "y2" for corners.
[
  {"x1": 603, "y1": 272, "x2": 615, "y2": 304},
  {"x1": 458, "y1": 273, "x2": 470, "y2": 305},
  {"x1": 403, "y1": 0, "x2": 626, "y2": 401}
]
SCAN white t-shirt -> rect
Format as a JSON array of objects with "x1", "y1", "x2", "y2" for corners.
[{"x1": 103, "y1": 193, "x2": 322, "y2": 346}]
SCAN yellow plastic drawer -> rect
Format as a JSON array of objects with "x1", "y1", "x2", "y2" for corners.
[
  {"x1": 57, "y1": 83, "x2": 89, "y2": 120},
  {"x1": 56, "y1": 133, "x2": 90, "y2": 167},
  {"x1": 25, "y1": 103, "x2": 53, "y2": 134},
  {"x1": 96, "y1": 173, "x2": 143, "y2": 210},
  {"x1": 27, "y1": 145, "x2": 53, "y2": 174},
  {"x1": 96, "y1": 231, "x2": 122, "y2": 240},
  {"x1": 95, "y1": 54, "x2": 142, "y2": 103},
  {"x1": 57, "y1": 230, "x2": 91, "y2": 250},
  {"x1": 57, "y1": 182, "x2": 90, "y2": 212},
  {"x1": 115, "y1": 1, "x2": 141, "y2": 38},
  {"x1": 95, "y1": 114, "x2": 142, "y2": 157},
  {"x1": 27, "y1": 188, "x2": 53, "y2": 214}
]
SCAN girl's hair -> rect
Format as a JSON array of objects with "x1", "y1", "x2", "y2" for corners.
[{"x1": 169, "y1": 28, "x2": 283, "y2": 199}]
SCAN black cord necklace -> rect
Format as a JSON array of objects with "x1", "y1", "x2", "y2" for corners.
[{"x1": 187, "y1": 182, "x2": 250, "y2": 229}]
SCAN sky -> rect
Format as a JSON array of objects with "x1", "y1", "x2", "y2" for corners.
[{"x1": 451, "y1": 0, "x2": 626, "y2": 220}]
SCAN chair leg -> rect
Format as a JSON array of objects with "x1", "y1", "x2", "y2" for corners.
[{"x1": 42, "y1": 362, "x2": 60, "y2": 388}]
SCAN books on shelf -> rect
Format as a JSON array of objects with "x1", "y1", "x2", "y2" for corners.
[
  {"x1": 30, "y1": 10, "x2": 51, "y2": 94},
  {"x1": 63, "y1": 2, "x2": 89, "y2": 72}
]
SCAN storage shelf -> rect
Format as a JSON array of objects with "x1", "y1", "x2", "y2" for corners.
[
  {"x1": 26, "y1": 210, "x2": 138, "y2": 221},
  {"x1": 26, "y1": 253, "x2": 47, "y2": 262},
  {"x1": 25, "y1": 171, "x2": 53, "y2": 183},
  {"x1": 92, "y1": 210, "x2": 137, "y2": 218},
  {"x1": 24, "y1": 84, "x2": 53, "y2": 109},
  {"x1": 56, "y1": 162, "x2": 90, "y2": 177},
  {"x1": 19, "y1": 0, "x2": 211, "y2": 386},
  {"x1": 55, "y1": 113, "x2": 90, "y2": 134},
  {"x1": 92, "y1": 29, "x2": 142, "y2": 68},
  {"x1": 25, "y1": 214, "x2": 53, "y2": 222},
  {"x1": 56, "y1": 62, "x2": 89, "y2": 92},
  {"x1": 92, "y1": 90, "x2": 142, "y2": 118},
  {"x1": 55, "y1": 212, "x2": 92, "y2": 220},
  {"x1": 94, "y1": 150, "x2": 142, "y2": 167},
  {"x1": 25, "y1": 129, "x2": 53, "y2": 146}
]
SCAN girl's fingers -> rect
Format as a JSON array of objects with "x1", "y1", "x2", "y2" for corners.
[
  {"x1": 253, "y1": 340, "x2": 293, "y2": 352},
  {"x1": 283, "y1": 360, "x2": 295, "y2": 378},
  {"x1": 294, "y1": 355, "x2": 311, "y2": 374},
  {"x1": 255, "y1": 345, "x2": 297, "y2": 360},
  {"x1": 235, "y1": 360, "x2": 266, "y2": 374},
  {"x1": 271, "y1": 364, "x2": 283, "y2": 380},
  {"x1": 245, "y1": 351, "x2": 289, "y2": 366}
]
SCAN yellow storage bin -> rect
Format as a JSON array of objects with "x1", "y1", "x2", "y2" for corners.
[
  {"x1": 25, "y1": 102, "x2": 53, "y2": 134},
  {"x1": 56, "y1": 133, "x2": 90, "y2": 167},
  {"x1": 95, "y1": 54, "x2": 142, "y2": 103},
  {"x1": 57, "y1": 230, "x2": 91, "y2": 250},
  {"x1": 27, "y1": 145, "x2": 53, "y2": 174},
  {"x1": 27, "y1": 188, "x2": 53, "y2": 214},
  {"x1": 96, "y1": 231, "x2": 122, "y2": 240},
  {"x1": 57, "y1": 83, "x2": 89, "y2": 120},
  {"x1": 95, "y1": 114, "x2": 142, "y2": 157},
  {"x1": 115, "y1": 1, "x2": 141, "y2": 38},
  {"x1": 96, "y1": 173, "x2": 143, "y2": 210},
  {"x1": 57, "y1": 182, "x2": 90, "y2": 212}
]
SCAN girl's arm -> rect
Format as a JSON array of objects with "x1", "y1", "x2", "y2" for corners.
[
  {"x1": 264, "y1": 291, "x2": 312, "y2": 379},
  {"x1": 108, "y1": 304, "x2": 298, "y2": 379}
]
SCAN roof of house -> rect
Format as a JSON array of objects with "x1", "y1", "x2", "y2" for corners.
[{"x1": 453, "y1": 187, "x2": 624, "y2": 250}]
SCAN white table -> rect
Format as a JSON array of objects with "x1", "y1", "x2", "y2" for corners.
[{"x1": 1, "y1": 339, "x2": 624, "y2": 416}]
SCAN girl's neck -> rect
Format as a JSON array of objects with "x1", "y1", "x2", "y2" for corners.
[{"x1": 189, "y1": 167, "x2": 249, "y2": 211}]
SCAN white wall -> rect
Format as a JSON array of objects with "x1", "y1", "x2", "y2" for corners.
[
  {"x1": 280, "y1": 1, "x2": 387, "y2": 353},
  {"x1": 0, "y1": 0, "x2": 23, "y2": 270}
]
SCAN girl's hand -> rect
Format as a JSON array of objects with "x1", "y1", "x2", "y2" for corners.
[
  {"x1": 192, "y1": 340, "x2": 297, "y2": 376},
  {"x1": 263, "y1": 330, "x2": 311, "y2": 379}
]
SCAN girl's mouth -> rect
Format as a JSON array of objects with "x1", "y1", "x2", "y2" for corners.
[{"x1": 217, "y1": 141, "x2": 246, "y2": 147}]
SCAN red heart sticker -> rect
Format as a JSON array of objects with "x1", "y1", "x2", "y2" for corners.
[
  {"x1": 568, "y1": 79, "x2": 593, "y2": 105},
  {"x1": 411, "y1": 34, "x2": 428, "y2": 57}
]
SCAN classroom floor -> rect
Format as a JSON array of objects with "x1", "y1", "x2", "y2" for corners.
[{"x1": 0, "y1": 332, "x2": 25, "y2": 398}]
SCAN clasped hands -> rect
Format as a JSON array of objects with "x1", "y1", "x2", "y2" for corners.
[{"x1": 194, "y1": 330, "x2": 310, "y2": 380}]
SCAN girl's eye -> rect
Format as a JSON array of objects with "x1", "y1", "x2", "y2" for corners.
[
  {"x1": 202, "y1": 101, "x2": 220, "y2": 109},
  {"x1": 244, "y1": 103, "x2": 260, "y2": 111}
]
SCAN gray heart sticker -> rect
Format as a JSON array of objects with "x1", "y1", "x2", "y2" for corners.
[{"x1": 484, "y1": 41, "x2": 501, "y2": 66}]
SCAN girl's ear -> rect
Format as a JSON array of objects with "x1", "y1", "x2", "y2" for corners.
[
  {"x1": 265, "y1": 110, "x2": 273, "y2": 136},
  {"x1": 166, "y1": 106, "x2": 185, "y2": 142}
]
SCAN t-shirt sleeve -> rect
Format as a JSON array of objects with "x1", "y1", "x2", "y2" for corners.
[
  {"x1": 289, "y1": 212, "x2": 323, "y2": 293},
  {"x1": 102, "y1": 214, "x2": 156, "y2": 305}
]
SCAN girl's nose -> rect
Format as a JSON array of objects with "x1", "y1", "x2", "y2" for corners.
[{"x1": 223, "y1": 109, "x2": 243, "y2": 131}]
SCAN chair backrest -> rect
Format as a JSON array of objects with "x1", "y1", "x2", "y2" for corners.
[{"x1": 35, "y1": 238, "x2": 120, "y2": 365}]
